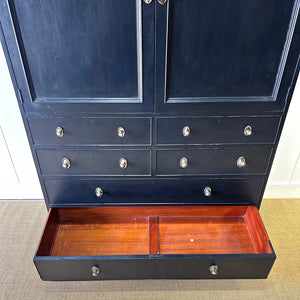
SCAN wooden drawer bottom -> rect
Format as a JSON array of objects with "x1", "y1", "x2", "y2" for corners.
[{"x1": 34, "y1": 206, "x2": 275, "y2": 280}]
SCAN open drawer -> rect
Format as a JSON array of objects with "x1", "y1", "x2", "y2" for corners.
[{"x1": 34, "y1": 206, "x2": 276, "y2": 280}]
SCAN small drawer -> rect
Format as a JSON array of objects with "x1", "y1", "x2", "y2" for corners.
[
  {"x1": 28, "y1": 117, "x2": 151, "y2": 146},
  {"x1": 156, "y1": 116, "x2": 280, "y2": 145},
  {"x1": 44, "y1": 178, "x2": 264, "y2": 206},
  {"x1": 37, "y1": 149, "x2": 151, "y2": 176},
  {"x1": 34, "y1": 206, "x2": 275, "y2": 280},
  {"x1": 156, "y1": 147, "x2": 272, "y2": 175}
]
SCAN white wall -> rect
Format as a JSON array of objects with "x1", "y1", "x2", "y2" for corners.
[
  {"x1": 0, "y1": 44, "x2": 299, "y2": 199},
  {"x1": 263, "y1": 76, "x2": 300, "y2": 198},
  {"x1": 0, "y1": 44, "x2": 43, "y2": 199}
]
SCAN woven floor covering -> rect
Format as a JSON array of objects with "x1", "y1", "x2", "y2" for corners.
[{"x1": 0, "y1": 199, "x2": 299, "y2": 300}]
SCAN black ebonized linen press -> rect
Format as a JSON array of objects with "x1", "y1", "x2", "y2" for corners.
[{"x1": 1, "y1": 0, "x2": 300, "y2": 280}]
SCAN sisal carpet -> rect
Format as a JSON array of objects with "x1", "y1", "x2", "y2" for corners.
[{"x1": 0, "y1": 199, "x2": 299, "y2": 300}]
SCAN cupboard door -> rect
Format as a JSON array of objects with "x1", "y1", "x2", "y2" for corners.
[
  {"x1": 1, "y1": 0, "x2": 154, "y2": 114},
  {"x1": 155, "y1": 0, "x2": 300, "y2": 114}
]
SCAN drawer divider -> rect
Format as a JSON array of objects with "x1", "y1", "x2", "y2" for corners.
[{"x1": 149, "y1": 216, "x2": 160, "y2": 255}]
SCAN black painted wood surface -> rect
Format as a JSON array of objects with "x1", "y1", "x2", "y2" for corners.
[
  {"x1": 11, "y1": 0, "x2": 139, "y2": 100},
  {"x1": 167, "y1": 0, "x2": 293, "y2": 99},
  {"x1": 156, "y1": 116, "x2": 280, "y2": 145},
  {"x1": 1, "y1": 0, "x2": 154, "y2": 113},
  {"x1": 44, "y1": 178, "x2": 264, "y2": 206},
  {"x1": 34, "y1": 253, "x2": 276, "y2": 280},
  {"x1": 155, "y1": 0, "x2": 300, "y2": 114},
  {"x1": 37, "y1": 149, "x2": 151, "y2": 176},
  {"x1": 28, "y1": 117, "x2": 151, "y2": 146},
  {"x1": 156, "y1": 147, "x2": 272, "y2": 176}
]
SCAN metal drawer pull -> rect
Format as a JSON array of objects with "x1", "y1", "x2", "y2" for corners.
[
  {"x1": 56, "y1": 127, "x2": 64, "y2": 137},
  {"x1": 210, "y1": 265, "x2": 218, "y2": 275},
  {"x1": 158, "y1": 0, "x2": 167, "y2": 4},
  {"x1": 118, "y1": 127, "x2": 125, "y2": 138},
  {"x1": 244, "y1": 125, "x2": 252, "y2": 136},
  {"x1": 180, "y1": 157, "x2": 188, "y2": 168},
  {"x1": 182, "y1": 126, "x2": 190, "y2": 137},
  {"x1": 62, "y1": 158, "x2": 71, "y2": 169},
  {"x1": 204, "y1": 186, "x2": 212, "y2": 197},
  {"x1": 237, "y1": 156, "x2": 246, "y2": 168},
  {"x1": 119, "y1": 158, "x2": 128, "y2": 169},
  {"x1": 95, "y1": 187, "x2": 103, "y2": 198},
  {"x1": 143, "y1": 0, "x2": 152, "y2": 3},
  {"x1": 91, "y1": 266, "x2": 100, "y2": 277}
]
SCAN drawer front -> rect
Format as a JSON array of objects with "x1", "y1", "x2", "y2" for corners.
[
  {"x1": 44, "y1": 178, "x2": 264, "y2": 205},
  {"x1": 28, "y1": 117, "x2": 151, "y2": 146},
  {"x1": 157, "y1": 116, "x2": 280, "y2": 145},
  {"x1": 34, "y1": 255, "x2": 275, "y2": 280},
  {"x1": 37, "y1": 150, "x2": 151, "y2": 176},
  {"x1": 156, "y1": 148, "x2": 272, "y2": 175}
]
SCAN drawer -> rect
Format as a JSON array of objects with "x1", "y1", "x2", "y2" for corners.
[
  {"x1": 34, "y1": 206, "x2": 276, "y2": 280},
  {"x1": 156, "y1": 116, "x2": 280, "y2": 145},
  {"x1": 28, "y1": 117, "x2": 151, "y2": 146},
  {"x1": 37, "y1": 149, "x2": 151, "y2": 176},
  {"x1": 156, "y1": 147, "x2": 272, "y2": 175},
  {"x1": 44, "y1": 178, "x2": 264, "y2": 206}
]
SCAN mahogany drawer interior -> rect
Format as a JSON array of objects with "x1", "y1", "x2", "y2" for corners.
[{"x1": 36, "y1": 206, "x2": 272, "y2": 257}]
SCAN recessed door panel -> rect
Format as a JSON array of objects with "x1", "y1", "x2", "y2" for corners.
[
  {"x1": 156, "y1": 0, "x2": 300, "y2": 114},
  {"x1": 3, "y1": 0, "x2": 154, "y2": 113}
]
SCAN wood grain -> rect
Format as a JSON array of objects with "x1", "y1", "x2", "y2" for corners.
[
  {"x1": 159, "y1": 216, "x2": 256, "y2": 254},
  {"x1": 58, "y1": 206, "x2": 248, "y2": 219},
  {"x1": 245, "y1": 206, "x2": 273, "y2": 254},
  {"x1": 36, "y1": 208, "x2": 60, "y2": 256},
  {"x1": 37, "y1": 206, "x2": 272, "y2": 257},
  {"x1": 51, "y1": 217, "x2": 149, "y2": 256}
]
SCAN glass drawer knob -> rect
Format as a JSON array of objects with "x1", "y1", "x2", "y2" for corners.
[
  {"x1": 180, "y1": 157, "x2": 188, "y2": 168},
  {"x1": 56, "y1": 127, "x2": 64, "y2": 137},
  {"x1": 118, "y1": 127, "x2": 125, "y2": 138},
  {"x1": 119, "y1": 158, "x2": 128, "y2": 169},
  {"x1": 91, "y1": 266, "x2": 100, "y2": 277},
  {"x1": 62, "y1": 158, "x2": 71, "y2": 169},
  {"x1": 182, "y1": 126, "x2": 191, "y2": 137},
  {"x1": 210, "y1": 265, "x2": 218, "y2": 275},
  {"x1": 95, "y1": 187, "x2": 103, "y2": 198},
  {"x1": 244, "y1": 125, "x2": 252, "y2": 136},
  {"x1": 204, "y1": 186, "x2": 212, "y2": 197},
  {"x1": 237, "y1": 156, "x2": 246, "y2": 168}
]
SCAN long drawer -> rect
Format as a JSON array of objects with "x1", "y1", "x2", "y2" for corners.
[
  {"x1": 156, "y1": 116, "x2": 280, "y2": 145},
  {"x1": 44, "y1": 178, "x2": 264, "y2": 205},
  {"x1": 34, "y1": 206, "x2": 276, "y2": 280},
  {"x1": 156, "y1": 147, "x2": 272, "y2": 176},
  {"x1": 37, "y1": 149, "x2": 151, "y2": 176},
  {"x1": 28, "y1": 117, "x2": 151, "y2": 146}
]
